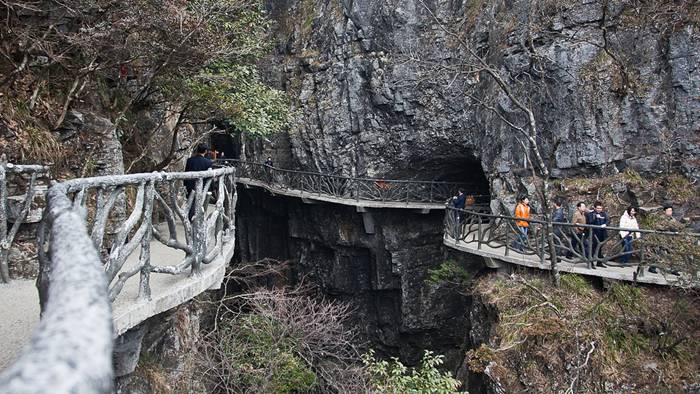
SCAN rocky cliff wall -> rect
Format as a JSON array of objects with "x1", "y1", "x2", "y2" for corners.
[
  {"x1": 259, "y1": 0, "x2": 699, "y2": 199},
  {"x1": 235, "y1": 187, "x2": 486, "y2": 367}
]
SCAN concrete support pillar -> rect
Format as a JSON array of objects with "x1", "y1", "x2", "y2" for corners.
[
  {"x1": 113, "y1": 324, "x2": 146, "y2": 377},
  {"x1": 356, "y1": 206, "x2": 375, "y2": 234},
  {"x1": 484, "y1": 257, "x2": 504, "y2": 269}
]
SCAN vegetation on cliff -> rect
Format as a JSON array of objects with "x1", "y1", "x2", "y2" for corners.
[
  {"x1": 466, "y1": 272, "x2": 699, "y2": 393},
  {"x1": 0, "y1": 0, "x2": 291, "y2": 173},
  {"x1": 189, "y1": 270, "x2": 464, "y2": 393}
]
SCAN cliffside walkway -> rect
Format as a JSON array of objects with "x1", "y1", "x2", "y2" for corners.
[
  {"x1": 0, "y1": 167, "x2": 237, "y2": 392},
  {"x1": 219, "y1": 159, "x2": 488, "y2": 210},
  {"x1": 444, "y1": 207, "x2": 699, "y2": 287}
]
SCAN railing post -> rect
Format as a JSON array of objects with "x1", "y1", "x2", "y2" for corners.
[
  {"x1": 477, "y1": 214, "x2": 483, "y2": 250},
  {"x1": 191, "y1": 177, "x2": 205, "y2": 276},
  {"x1": 637, "y1": 247, "x2": 645, "y2": 278},
  {"x1": 586, "y1": 227, "x2": 593, "y2": 269},
  {"x1": 0, "y1": 163, "x2": 8, "y2": 283},
  {"x1": 505, "y1": 222, "x2": 510, "y2": 257},
  {"x1": 138, "y1": 181, "x2": 155, "y2": 301},
  {"x1": 539, "y1": 224, "x2": 545, "y2": 265}
]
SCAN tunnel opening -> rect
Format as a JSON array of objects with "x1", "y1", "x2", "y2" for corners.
[
  {"x1": 397, "y1": 155, "x2": 492, "y2": 204},
  {"x1": 209, "y1": 133, "x2": 238, "y2": 160}
]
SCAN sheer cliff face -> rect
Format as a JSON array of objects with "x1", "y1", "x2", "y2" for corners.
[
  {"x1": 265, "y1": 0, "x2": 699, "y2": 188},
  {"x1": 235, "y1": 188, "x2": 482, "y2": 367}
]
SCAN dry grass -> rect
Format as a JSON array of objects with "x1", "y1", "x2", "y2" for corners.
[
  {"x1": 552, "y1": 170, "x2": 699, "y2": 226},
  {"x1": 467, "y1": 272, "x2": 700, "y2": 393}
]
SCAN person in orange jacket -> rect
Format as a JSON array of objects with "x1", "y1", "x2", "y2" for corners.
[{"x1": 512, "y1": 196, "x2": 530, "y2": 251}]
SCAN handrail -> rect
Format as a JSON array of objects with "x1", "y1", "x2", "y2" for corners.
[
  {"x1": 218, "y1": 159, "x2": 490, "y2": 205},
  {"x1": 0, "y1": 183, "x2": 113, "y2": 393},
  {"x1": 36, "y1": 167, "x2": 237, "y2": 302},
  {"x1": 1, "y1": 166, "x2": 238, "y2": 392},
  {"x1": 1, "y1": 162, "x2": 50, "y2": 283},
  {"x1": 444, "y1": 207, "x2": 700, "y2": 284}
]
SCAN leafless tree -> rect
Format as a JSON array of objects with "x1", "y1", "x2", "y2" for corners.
[
  {"x1": 195, "y1": 267, "x2": 374, "y2": 393},
  {"x1": 411, "y1": 0, "x2": 563, "y2": 279}
]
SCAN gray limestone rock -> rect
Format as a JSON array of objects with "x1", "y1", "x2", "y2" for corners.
[{"x1": 258, "y1": 0, "x2": 699, "y2": 197}]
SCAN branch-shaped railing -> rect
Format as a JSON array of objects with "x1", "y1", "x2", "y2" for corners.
[
  {"x1": 1, "y1": 166, "x2": 238, "y2": 393},
  {"x1": 1, "y1": 162, "x2": 50, "y2": 283},
  {"x1": 219, "y1": 159, "x2": 489, "y2": 205},
  {"x1": 37, "y1": 167, "x2": 237, "y2": 303},
  {"x1": 445, "y1": 207, "x2": 700, "y2": 284},
  {"x1": 0, "y1": 180, "x2": 114, "y2": 393}
]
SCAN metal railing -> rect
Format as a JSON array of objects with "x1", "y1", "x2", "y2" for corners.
[
  {"x1": 0, "y1": 166, "x2": 237, "y2": 393},
  {"x1": 1, "y1": 161, "x2": 50, "y2": 283},
  {"x1": 445, "y1": 207, "x2": 700, "y2": 283},
  {"x1": 219, "y1": 159, "x2": 489, "y2": 205}
]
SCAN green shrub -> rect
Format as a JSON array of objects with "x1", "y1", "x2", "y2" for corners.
[
  {"x1": 428, "y1": 260, "x2": 471, "y2": 286},
  {"x1": 362, "y1": 350, "x2": 462, "y2": 394}
]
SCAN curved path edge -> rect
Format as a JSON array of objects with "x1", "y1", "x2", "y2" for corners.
[
  {"x1": 444, "y1": 235, "x2": 674, "y2": 286},
  {"x1": 237, "y1": 177, "x2": 448, "y2": 210},
  {"x1": 111, "y1": 240, "x2": 232, "y2": 337}
]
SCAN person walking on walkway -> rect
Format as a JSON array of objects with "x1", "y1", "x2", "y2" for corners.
[
  {"x1": 648, "y1": 204, "x2": 682, "y2": 275},
  {"x1": 451, "y1": 189, "x2": 466, "y2": 239},
  {"x1": 586, "y1": 201, "x2": 609, "y2": 267},
  {"x1": 568, "y1": 202, "x2": 588, "y2": 259},
  {"x1": 512, "y1": 196, "x2": 530, "y2": 252},
  {"x1": 185, "y1": 144, "x2": 212, "y2": 220},
  {"x1": 618, "y1": 206, "x2": 640, "y2": 264},
  {"x1": 552, "y1": 198, "x2": 566, "y2": 255},
  {"x1": 263, "y1": 156, "x2": 274, "y2": 183}
]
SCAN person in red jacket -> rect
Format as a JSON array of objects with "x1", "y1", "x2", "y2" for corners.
[{"x1": 512, "y1": 196, "x2": 530, "y2": 252}]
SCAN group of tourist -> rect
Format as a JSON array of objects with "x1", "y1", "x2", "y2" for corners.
[{"x1": 510, "y1": 196, "x2": 678, "y2": 269}]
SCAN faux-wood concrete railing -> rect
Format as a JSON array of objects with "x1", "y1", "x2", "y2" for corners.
[
  {"x1": 0, "y1": 166, "x2": 236, "y2": 393},
  {"x1": 444, "y1": 207, "x2": 700, "y2": 286},
  {"x1": 0, "y1": 161, "x2": 50, "y2": 283}
]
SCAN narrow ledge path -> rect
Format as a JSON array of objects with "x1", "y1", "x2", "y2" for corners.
[{"x1": 0, "y1": 222, "x2": 229, "y2": 371}]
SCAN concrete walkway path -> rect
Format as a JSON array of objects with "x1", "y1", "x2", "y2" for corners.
[
  {"x1": 237, "y1": 177, "x2": 448, "y2": 211},
  {"x1": 0, "y1": 222, "x2": 231, "y2": 371}
]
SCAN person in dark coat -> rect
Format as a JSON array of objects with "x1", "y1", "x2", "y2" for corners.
[
  {"x1": 452, "y1": 189, "x2": 466, "y2": 209},
  {"x1": 586, "y1": 201, "x2": 609, "y2": 267},
  {"x1": 185, "y1": 144, "x2": 213, "y2": 219},
  {"x1": 551, "y1": 199, "x2": 566, "y2": 255},
  {"x1": 450, "y1": 189, "x2": 466, "y2": 238}
]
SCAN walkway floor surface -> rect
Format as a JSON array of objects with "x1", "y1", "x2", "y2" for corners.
[{"x1": 444, "y1": 233, "x2": 677, "y2": 286}]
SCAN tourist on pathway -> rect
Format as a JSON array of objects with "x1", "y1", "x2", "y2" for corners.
[
  {"x1": 648, "y1": 204, "x2": 682, "y2": 275},
  {"x1": 451, "y1": 189, "x2": 467, "y2": 239},
  {"x1": 185, "y1": 144, "x2": 213, "y2": 219},
  {"x1": 586, "y1": 201, "x2": 609, "y2": 267},
  {"x1": 551, "y1": 198, "x2": 566, "y2": 255},
  {"x1": 452, "y1": 189, "x2": 466, "y2": 209},
  {"x1": 568, "y1": 202, "x2": 588, "y2": 260},
  {"x1": 206, "y1": 147, "x2": 219, "y2": 161},
  {"x1": 618, "y1": 206, "x2": 640, "y2": 264},
  {"x1": 512, "y1": 196, "x2": 530, "y2": 252},
  {"x1": 263, "y1": 156, "x2": 274, "y2": 182}
]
